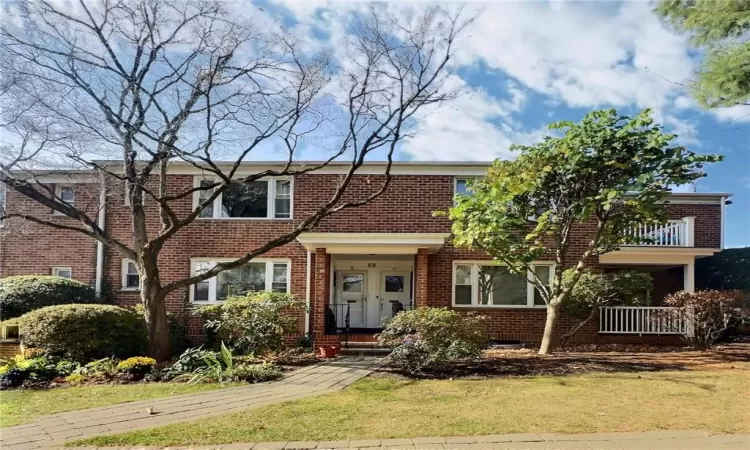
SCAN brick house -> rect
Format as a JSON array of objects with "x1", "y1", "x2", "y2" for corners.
[{"x1": 0, "y1": 161, "x2": 730, "y2": 353}]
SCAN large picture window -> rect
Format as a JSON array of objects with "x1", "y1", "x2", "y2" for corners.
[
  {"x1": 452, "y1": 262, "x2": 553, "y2": 308},
  {"x1": 190, "y1": 259, "x2": 291, "y2": 303},
  {"x1": 194, "y1": 177, "x2": 292, "y2": 219}
]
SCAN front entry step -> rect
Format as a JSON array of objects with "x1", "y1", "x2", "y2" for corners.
[{"x1": 340, "y1": 341, "x2": 391, "y2": 356}]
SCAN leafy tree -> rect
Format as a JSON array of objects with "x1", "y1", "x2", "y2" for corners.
[
  {"x1": 449, "y1": 109, "x2": 722, "y2": 354},
  {"x1": 696, "y1": 247, "x2": 750, "y2": 293},
  {"x1": 560, "y1": 269, "x2": 652, "y2": 346},
  {"x1": 0, "y1": 1, "x2": 469, "y2": 360},
  {"x1": 657, "y1": 0, "x2": 750, "y2": 108}
]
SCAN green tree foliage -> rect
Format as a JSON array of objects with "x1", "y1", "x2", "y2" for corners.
[
  {"x1": 197, "y1": 292, "x2": 305, "y2": 356},
  {"x1": 657, "y1": 0, "x2": 750, "y2": 108},
  {"x1": 17, "y1": 304, "x2": 147, "y2": 360},
  {"x1": 696, "y1": 247, "x2": 750, "y2": 293},
  {"x1": 449, "y1": 109, "x2": 722, "y2": 354},
  {"x1": 0, "y1": 276, "x2": 99, "y2": 320},
  {"x1": 560, "y1": 269, "x2": 653, "y2": 345}
]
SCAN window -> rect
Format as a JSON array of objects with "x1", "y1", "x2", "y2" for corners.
[
  {"x1": 194, "y1": 177, "x2": 292, "y2": 219},
  {"x1": 455, "y1": 178, "x2": 476, "y2": 197},
  {"x1": 52, "y1": 267, "x2": 72, "y2": 278},
  {"x1": 342, "y1": 274, "x2": 364, "y2": 293},
  {"x1": 52, "y1": 185, "x2": 75, "y2": 214},
  {"x1": 0, "y1": 182, "x2": 5, "y2": 227},
  {"x1": 453, "y1": 262, "x2": 554, "y2": 308},
  {"x1": 1, "y1": 322, "x2": 19, "y2": 342},
  {"x1": 190, "y1": 259, "x2": 290, "y2": 303},
  {"x1": 385, "y1": 276, "x2": 405, "y2": 293},
  {"x1": 122, "y1": 260, "x2": 140, "y2": 290}
]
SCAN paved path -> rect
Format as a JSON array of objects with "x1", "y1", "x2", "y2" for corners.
[
  {"x1": 0, "y1": 357, "x2": 383, "y2": 450},
  {"x1": 62, "y1": 431, "x2": 750, "y2": 449}
]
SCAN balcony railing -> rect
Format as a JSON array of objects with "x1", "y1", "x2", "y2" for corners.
[
  {"x1": 599, "y1": 306, "x2": 690, "y2": 335},
  {"x1": 621, "y1": 218, "x2": 694, "y2": 247}
]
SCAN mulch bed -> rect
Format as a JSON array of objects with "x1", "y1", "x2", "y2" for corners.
[{"x1": 377, "y1": 343, "x2": 750, "y2": 380}]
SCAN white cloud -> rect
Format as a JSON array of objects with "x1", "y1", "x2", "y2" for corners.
[{"x1": 712, "y1": 105, "x2": 750, "y2": 123}]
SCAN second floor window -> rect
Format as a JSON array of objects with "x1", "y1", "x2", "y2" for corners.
[{"x1": 195, "y1": 178, "x2": 292, "y2": 219}]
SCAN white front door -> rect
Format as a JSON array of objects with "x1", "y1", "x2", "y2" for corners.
[
  {"x1": 336, "y1": 271, "x2": 367, "y2": 329},
  {"x1": 375, "y1": 271, "x2": 412, "y2": 327}
]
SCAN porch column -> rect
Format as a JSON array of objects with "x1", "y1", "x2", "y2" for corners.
[
  {"x1": 414, "y1": 248, "x2": 429, "y2": 307},
  {"x1": 312, "y1": 248, "x2": 331, "y2": 339},
  {"x1": 683, "y1": 260, "x2": 695, "y2": 293}
]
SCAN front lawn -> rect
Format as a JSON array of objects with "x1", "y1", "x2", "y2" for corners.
[
  {"x1": 74, "y1": 365, "x2": 750, "y2": 446},
  {"x1": 0, "y1": 383, "x2": 225, "y2": 428}
]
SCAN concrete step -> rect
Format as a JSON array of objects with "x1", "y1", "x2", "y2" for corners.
[{"x1": 339, "y1": 347, "x2": 391, "y2": 356}]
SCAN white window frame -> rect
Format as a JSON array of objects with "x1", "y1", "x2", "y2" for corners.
[
  {"x1": 121, "y1": 259, "x2": 140, "y2": 290},
  {"x1": 189, "y1": 258, "x2": 292, "y2": 303},
  {"x1": 192, "y1": 176, "x2": 293, "y2": 220},
  {"x1": 451, "y1": 260, "x2": 555, "y2": 308},
  {"x1": 52, "y1": 184, "x2": 75, "y2": 215},
  {"x1": 1, "y1": 321, "x2": 20, "y2": 342},
  {"x1": 51, "y1": 266, "x2": 73, "y2": 278},
  {"x1": 0, "y1": 182, "x2": 6, "y2": 228}
]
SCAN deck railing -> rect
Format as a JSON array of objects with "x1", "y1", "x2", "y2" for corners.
[
  {"x1": 621, "y1": 218, "x2": 693, "y2": 247},
  {"x1": 599, "y1": 306, "x2": 690, "y2": 335}
]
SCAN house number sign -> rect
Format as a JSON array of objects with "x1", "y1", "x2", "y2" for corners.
[{"x1": 367, "y1": 263, "x2": 377, "y2": 267}]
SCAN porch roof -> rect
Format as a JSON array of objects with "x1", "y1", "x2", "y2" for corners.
[{"x1": 296, "y1": 232, "x2": 450, "y2": 254}]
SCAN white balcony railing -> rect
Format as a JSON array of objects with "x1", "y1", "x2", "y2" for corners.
[
  {"x1": 622, "y1": 217, "x2": 694, "y2": 247},
  {"x1": 599, "y1": 306, "x2": 689, "y2": 335}
]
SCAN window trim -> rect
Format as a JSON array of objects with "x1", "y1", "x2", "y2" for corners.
[
  {"x1": 0, "y1": 182, "x2": 5, "y2": 228},
  {"x1": 189, "y1": 258, "x2": 292, "y2": 303},
  {"x1": 52, "y1": 184, "x2": 75, "y2": 215},
  {"x1": 451, "y1": 260, "x2": 554, "y2": 308},
  {"x1": 1, "y1": 321, "x2": 20, "y2": 343},
  {"x1": 51, "y1": 266, "x2": 73, "y2": 278},
  {"x1": 192, "y1": 176, "x2": 293, "y2": 220},
  {"x1": 121, "y1": 259, "x2": 140, "y2": 291}
]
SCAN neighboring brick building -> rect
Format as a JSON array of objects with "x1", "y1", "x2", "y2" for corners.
[{"x1": 0, "y1": 161, "x2": 730, "y2": 349}]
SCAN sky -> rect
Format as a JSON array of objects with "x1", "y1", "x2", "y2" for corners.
[{"x1": 257, "y1": 0, "x2": 749, "y2": 248}]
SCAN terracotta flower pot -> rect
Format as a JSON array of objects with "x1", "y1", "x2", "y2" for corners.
[{"x1": 319, "y1": 346, "x2": 336, "y2": 358}]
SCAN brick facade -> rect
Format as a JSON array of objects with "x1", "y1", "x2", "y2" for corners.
[{"x1": 0, "y1": 167, "x2": 725, "y2": 350}]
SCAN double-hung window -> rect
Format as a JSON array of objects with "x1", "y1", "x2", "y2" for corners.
[
  {"x1": 194, "y1": 177, "x2": 292, "y2": 219},
  {"x1": 122, "y1": 259, "x2": 140, "y2": 290},
  {"x1": 454, "y1": 178, "x2": 476, "y2": 197},
  {"x1": 190, "y1": 259, "x2": 291, "y2": 303},
  {"x1": 52, "y1": 185, "x2": 75, "y2": 214},
  {"x1": 452, "y1": 262, "x2": 553, "y2": 307}
]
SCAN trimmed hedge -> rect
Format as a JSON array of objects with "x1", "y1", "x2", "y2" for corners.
[
  {"x1": 17, "y1": 304, "x2": 147, "y2": 360},
  {"x1": 0, "y1": 275, "x2": 99, "y2": 320}
]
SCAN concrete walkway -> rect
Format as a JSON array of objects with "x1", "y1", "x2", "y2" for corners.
[
  {"x1": 64, "y1": 431, "x2": 750, "y2": 449},
  {"x1": 0, "y1": 357, "x2": 382, "y2": 450}
]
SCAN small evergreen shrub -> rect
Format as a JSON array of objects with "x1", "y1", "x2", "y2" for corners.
[
  {"x1": 378, "y1": 307, "x2": 488, "y2": 373},
  {"x1": 116, "y1": 357, "x2": 157, "y2": 376},
  {"x1": 17, "y1": 304, "x2": 147, "y2": 359},
  {"x1": 0, "y1": 275, "x2": 99, "y2": 320}
]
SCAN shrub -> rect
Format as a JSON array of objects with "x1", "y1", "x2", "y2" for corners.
[
  {"x1": 663, "y1": 290, "x2": 747, "y2": 348},
  {"x1": 55, "y1": 360, "x2": 80, "y2": 377},
  {"x1": 560, "y1": 269, "x2": 652, "y2": 345},
  {"x1": 163, "y1": 347, "x2": 220, "y2": 380},
  {"x1": 17, "y1": 304, "x2": 147, "y2": 360},
  {"x1": 64, "y1": 373, "x2": 86, "y2": 384},
  {"x1": 0, "y1": 275, "x2": 99, "y2": 320},
  {"x1": 116, "y1": 357, "x2": 157, "y2": 376},
  {"x1": 83, "y1": 357, "x2": 119, "y2": 376},
  {"x1": 230, "y1": 363, "x2": 283, "y2": 383},
  {"x1": 0, "y1": 354, "x2": 60, "y2": 387},
  {"x1": 198, "y1": 292, "x2": 305, "y2": 355},
  {"x1": 378, "y1": 307, "x2": 487, "y2": 373}
]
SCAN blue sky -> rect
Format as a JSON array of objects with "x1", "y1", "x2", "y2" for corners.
[{"x1": 265, "y1": 1, "x2": 749, "y2": 246}]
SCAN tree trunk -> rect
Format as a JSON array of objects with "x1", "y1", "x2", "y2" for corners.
[
  {"x1": 141, "y1": 286, "x2": 171, "y2": 362},
  {"x1": 539, "y1": 303, "x2": 560, "y2": 355}
]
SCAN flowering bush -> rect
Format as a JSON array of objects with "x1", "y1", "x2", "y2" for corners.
[
  {"x1": 663, "y1": 290, "x2": 746, "y2": 348},
  {"x1": 378, "y1": 307, "x2": 487, "y2": 373},
  {"x1": 116, "y1": 357, "x2": 157, "y2": 376}
]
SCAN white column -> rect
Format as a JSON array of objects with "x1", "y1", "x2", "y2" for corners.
[
  {"x1": 683, "y1": 216, "x2": 695, "y2": 247},
  {"x1": 683, "y1": 260, "x2": 695, "y2": 293}
]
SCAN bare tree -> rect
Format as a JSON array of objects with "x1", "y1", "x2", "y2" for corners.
[{"x1": 0, "y1": 0, "x2": 469, "y2": 360}]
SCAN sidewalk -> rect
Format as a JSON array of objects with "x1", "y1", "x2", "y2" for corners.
[
  {"x1": 63, "y1": 431, "x2": 750, "y2": 449},
  {"x1": 0, "y1": 357, "x2": 382, "y2": 450}
]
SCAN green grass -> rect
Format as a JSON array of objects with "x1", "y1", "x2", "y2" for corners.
[
  {"x1": 73, "y1": 367, "x2": 750, "y2": 446},
  {"x1": 0, "y1": 383, "x2": 226, "y2": 427}
]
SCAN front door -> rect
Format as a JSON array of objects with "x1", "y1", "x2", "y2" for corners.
[
  {"x1": 337, "y1": 271, "x2": 368, "y2": 329},
  {"x1": 375, "y1": 271, "x2": 412, "y2": 327}
]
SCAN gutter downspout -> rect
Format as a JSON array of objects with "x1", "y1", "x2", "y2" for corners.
[
  {"x1": 95, "y1": 170, "x2": 106, "y2": 297},
  {"x1": 720, "y1": 196, "x2": 726, "y2": 249},
  {"x1": 305, "y1": 250, "x2": 312, "y2": 334}
]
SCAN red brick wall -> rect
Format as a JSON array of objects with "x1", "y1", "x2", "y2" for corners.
[{"x1": 0, "y1": 173, "x2": 723, "y2": 348}]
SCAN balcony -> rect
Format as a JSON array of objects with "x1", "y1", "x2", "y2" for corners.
[{"x1": 621, "y1": 217, "x2": 694, "y2": 247}]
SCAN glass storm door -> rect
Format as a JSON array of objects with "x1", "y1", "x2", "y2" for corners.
[
  {"x1": 337, "y1": 271, "x2": 367, "y2": 328},
  {"x1": 376, "y1": 271, "x2": 411, "y2": 327}
]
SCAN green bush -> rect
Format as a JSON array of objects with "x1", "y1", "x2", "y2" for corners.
[
  {"x1": 0, "y1": 275, "x2": 99, "y2": 320},
  {"x1": 230, "y1": 363, "x2": 283, "y2": 383},
  {"x1": 198, "y1": 292, "x2": 305, "y2": 355},
  {"x1": 378, "y1": 307, "x2": 488, "y2": 373},
  {"x1": 116, "y1": 357, "x2": 156, "y2": 376},
  {"x1": 17, "y1": 304, "x2": 147, "y2": 360}
]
